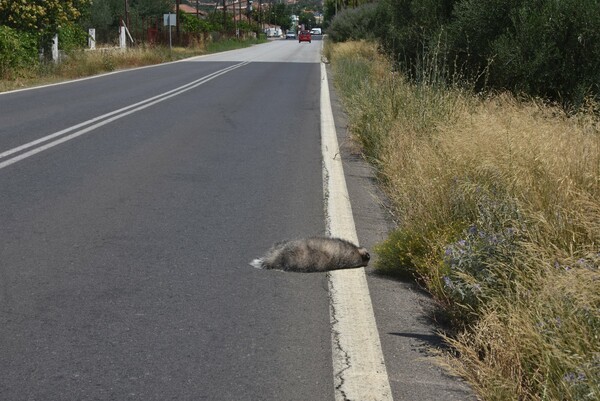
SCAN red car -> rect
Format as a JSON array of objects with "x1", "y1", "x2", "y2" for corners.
[{"x1": 298, "y1": 31, "x2": 311, "y2": 43}]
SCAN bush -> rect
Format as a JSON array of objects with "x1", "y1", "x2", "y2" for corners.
[
  {"x1": 327, "y1": 3, "x2": 379, "y2": 43},
  {"x1": 370, "y1": 0, "x2": 600, "y2": 108},
  {"x1": 375, "y1": 228, "x2": 431, "y2": 280},
  {"x1": 444, "y1": 0, "x2": 600, "y2": 107},
  {"x1": 180, "y1": 11, "x2": 216, "y2": 35},
  {"x1": 0, "y1": 25, "x2": 38, "y2": 78},
  {"x1": 488, "y1": 0, "x2": 600, "y2": 107},
  {"x1": 441, "y1": 189, "x2": 522, "y2": 320},
  {"x1": 375, "y1": 0, "x2": 455, "y2": 75},
  {"x1": 58, "y1": 23, "x2": 88, "y2": 52}
]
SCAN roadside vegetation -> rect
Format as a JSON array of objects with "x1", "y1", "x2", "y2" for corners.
[
  {"x1": 325, "y1": 34, "x2": 599, "y2": 401},
  {"x1": 325, "y1": 0, "x2": 600, "y2": 109},
  {"x1": 325, "y1": 1, "x2": 600, "y2": 400}
]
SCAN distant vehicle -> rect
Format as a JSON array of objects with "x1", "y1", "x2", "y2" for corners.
[
  {"x1": 285, "y1": 30, "x2": 296, "y2": 39},
  {"x1": 265, "y1": 27, "x2": 283, "y2": 38},
  {"x1": 298, "y1": 31, "x2": 311, "y2": 43},
  {"x1": 310, "y1": 28, "x2": 322, "y2": 35}
]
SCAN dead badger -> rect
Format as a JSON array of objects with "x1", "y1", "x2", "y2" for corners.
[{"x1": 250, "y1": 236, "x2": 370, "y2": 272}]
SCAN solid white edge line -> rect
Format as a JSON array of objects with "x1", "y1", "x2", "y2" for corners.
[{"x1": 321, "y1": 62, "x2": 393, "y2": 401}]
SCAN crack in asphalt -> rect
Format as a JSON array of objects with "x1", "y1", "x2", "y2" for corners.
[{"x1": 328, "y1": 274, "x2": 351, "y2": 401}]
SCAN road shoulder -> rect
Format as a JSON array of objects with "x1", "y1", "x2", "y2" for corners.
[{"x1": 324, "y1": 63, "x2": 478, "y2": 401}]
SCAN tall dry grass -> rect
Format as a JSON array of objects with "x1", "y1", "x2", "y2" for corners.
[
  {"x1": 0, "y1": 47, "x2": 186, "y2": 92},
  {"x1": 327, "y1": 40, "x2": 600, "y2": 400},
  {"x1": 0, "y1": 37, "x2": 265, "y2": 93}
]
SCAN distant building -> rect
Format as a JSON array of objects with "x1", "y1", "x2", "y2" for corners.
[
  {"x1": 175, "y1": 3, "x2": 208, "y2": 17},
  {"x1": 314, "y1": 12, "x2": 323, "y2": 25}
]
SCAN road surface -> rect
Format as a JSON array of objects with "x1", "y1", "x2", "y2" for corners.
[{"x1": 1, "y1": 39, "x2": 334, "y2": 400}]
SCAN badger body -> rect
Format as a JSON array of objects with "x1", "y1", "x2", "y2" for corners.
[{"x1": 250, "y1": 236, "x2": 370, "y2": 272}]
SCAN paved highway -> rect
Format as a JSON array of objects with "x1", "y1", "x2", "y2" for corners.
[{"x1": 0, "y1": 40, "x2": 334, "y2": 400}]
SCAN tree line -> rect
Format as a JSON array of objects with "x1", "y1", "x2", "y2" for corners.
[{"x1": 327, "y1": 0, "x2": 600, "y2": 109}]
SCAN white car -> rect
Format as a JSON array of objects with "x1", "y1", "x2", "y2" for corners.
[
  {"x1": 285, "y1": 30, "x2": 296, "y2": 39},
  {"x1": 310, "y1": 28, "x2": 322, "y2": 35}
]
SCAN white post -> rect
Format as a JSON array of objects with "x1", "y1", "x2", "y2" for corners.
[
  {"x1": 119, "y1": 24, "x2": 127, "y2": 49},
  {"x1": 88, "y1": 28, "x2": 96, "y2": 50},
  {"x1": 51, "y1": 34, "x2": 59, "y2": 63}
]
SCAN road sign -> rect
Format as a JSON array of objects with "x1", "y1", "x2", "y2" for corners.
[{"x1": 163, "y1": 13, "x2": 176, "y2": 26}]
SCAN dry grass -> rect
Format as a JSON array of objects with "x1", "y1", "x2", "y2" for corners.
[
  {"x1": 384, "y1": 94, "x2": 600, "y2": 254},
  {"x1": 327, "y1": 39, "x2": 600, "y2": 401},
  {"x1": 444, "y1": 261, "x2": 600, "y2": 401},
  {"x1": 0, "y1": 47, "x2": 183, "y2": 92},
  {"x1": 0, "y1": 37, "x2": 265, "y2": 93}
]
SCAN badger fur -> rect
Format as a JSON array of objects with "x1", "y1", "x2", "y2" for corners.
[{"x1": 250, "y1": 236, "x2": 370, "y2": 272}]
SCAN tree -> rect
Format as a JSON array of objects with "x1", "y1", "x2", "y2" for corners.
[
  {"x1": 299, "y1": 11, "x2": 316, "y2": 29},
  {"x1": 179, "y1": 11, "x2": 215, "y2": 35},
  {"x1": 80, "y1": 0, "x2": 117, "y2": 43},
  {"x1": 79, "y1": 0, "x2": 172, "y2": 44},
  {"x1": 0, "y1": 0, "x2": 89, "y2": 55},
  {"x1": 327, "y1": 3, "x2": 378, "y2": 42},
  {"x1": 271, "y1": 3, "x2": 292, "y2": 31},
  {"x1": 130, "y1": 0, "x2": 171, "y2": 17}
]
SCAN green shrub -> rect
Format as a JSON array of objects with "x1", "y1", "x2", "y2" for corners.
[
  {"x1": 180, "y1": 11, "x2": 216, "y2": 34},
  {"x1": 375, "y1": 228, "x2": 430, "y2": 280},
  {"x1": 445, "y1": 0, "x2": 520, "y2": 81},
  {"x1": 487, "y1": 0, "x2": 600, "y2": 108},
  {"x1": 327, "y1": 3, "x2": 379, "y2": 43},
  {"x1": 375, "y1": 0, "x2": 455, "y2": 75},
  {"x1": 371, "y1": 0, "x2": 600, "y2": 108},
  {"x1": 441, "y1": 197, "x2": 522, "y2": 317},
  {"x1": 58, "y1": 23, "x2": 88, "y2": 52},
  {"x1": 445, "y1": 0, "x2": 600, "y2": 107},
  {"x1": 0, "y1": 25, "x2": 38, "y2": 78}
]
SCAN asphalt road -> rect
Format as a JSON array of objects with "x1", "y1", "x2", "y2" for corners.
[{"x1": 0, "y1": 39, "x2": 335, "y2": 400}]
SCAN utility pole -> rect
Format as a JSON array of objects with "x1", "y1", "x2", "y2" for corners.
[
  {"x1": 176, "y1": 0, "x2": 180, "y2": 44},
  {"x1": 223, "y1": 0, "x2": 227, "y2": 31},
  {"x1": 233, "y1": 0, "x2": 237, "y2": 37},
  {"x1": 237, "y1": 0, "x2": 241, "y2": 37},
  {"x1": 124, "y1": 0, "x2": 130, "y2": 29}
]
